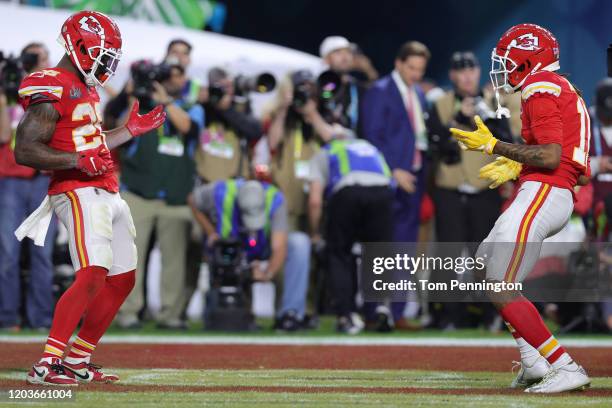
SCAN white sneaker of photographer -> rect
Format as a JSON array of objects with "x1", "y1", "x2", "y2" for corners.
[
  {"x1": 524, "y1": 362, "x2": 590, "y2": 393},
  {"x1": 511, "y1": 356, "x2": 551, "y2": 388}
]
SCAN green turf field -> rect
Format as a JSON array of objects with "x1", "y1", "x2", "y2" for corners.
[
  {"x1": 0, "y1": 369, "x2": 610, "y2": 407},
  {"x1": 2, "y1": 320, "x2": 610, "y2": 407},
  {"x1": 3, "y1": 316, "x2": 611, "y2": 341}
]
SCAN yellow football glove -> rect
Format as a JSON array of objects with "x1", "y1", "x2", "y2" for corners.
[
  {"x1": 479, "y1": 156, "x2": 522, "y2": 189},
  {"x1": 449, "y1": 115, "x2": 498, "y2": 155}
]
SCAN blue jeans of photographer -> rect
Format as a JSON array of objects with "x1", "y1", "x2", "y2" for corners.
[
  {"x1": 279, "y1": 231, "x2": 310, "y2": 319},
  {"x1": 0, "y1": 175, "x2": 56, "y2": 328}
]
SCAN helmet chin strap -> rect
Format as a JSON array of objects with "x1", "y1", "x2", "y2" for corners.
[{"x1": 494, "y1": 89, "x2": 511, "y2": 119}]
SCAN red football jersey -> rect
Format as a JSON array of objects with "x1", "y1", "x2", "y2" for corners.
[
  {"x1": 518, "y1": 70, "x2": 591, "y2": 191},
  {"x1": 18, "y1": 67, "x2": 118, "y2": 195}
]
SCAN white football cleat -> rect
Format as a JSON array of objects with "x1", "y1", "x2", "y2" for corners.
[
  {"x1": 511, "y1": 357, "x2": 551, "y2": 388},
  {"x1": 524, "y1": 363, "x2": 590, "y2": 393}
]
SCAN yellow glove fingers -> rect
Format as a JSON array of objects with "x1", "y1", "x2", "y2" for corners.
[
  {"x1": 449, "y1": 128, "x2": 474, "y2": 139},
  {"x1": 489, "y1": 179, "x2": 504, "y2": 189},
  {"x1": 480, "y1": 158, "x2": 507, "y2": 180},
  {"x1": 474, "y1": 115, "x2": 486, "y2": 131},
  {"x1": 479, "y1": 167, "x2": 497, "y2": 179}
]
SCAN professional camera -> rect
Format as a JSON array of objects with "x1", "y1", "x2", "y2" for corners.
[
  {"x1": 0, "y1": 52, "x2": 25, "y2": 101},
  {"x1": 316, "y1": 70, "x2": 343, "y2": 122},
  {"x1": 204, "y1": 239, "x2": 256, "y2": 331},
  {"x1": 130, "y1": 59, "x2": 173, "y2": 99},
  {"x1": 208, "y1": 72, "x2": 276, "y2": 105},
  {"x1": 209, "y1": 238, "x2": 251, "y2": 288},
  {"x1": 235, "y1": 73, "x2": 276, "y2": 97},
  {"x1": 291, "y1": 70, "x2": 314, "y2": 108},
  {"x1": 317, "y1": 70, "x2": 342, "y2": 102}
]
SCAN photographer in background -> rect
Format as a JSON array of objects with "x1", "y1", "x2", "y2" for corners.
[
  {"x1": 0, "y1": 42, "x2": 55, "y2": 331},
  {"x1": 195, "y1": 67, "x2": 263, "y2": 182},
  {"x1": 426, "y1": 51, "x2": 512, "y2": 329},
  {"x1": 106, "y1": 61, "x2": 204, "y2": 330},
  {"x1": 263, "y1": 70, "x2": 323, "y2": 329},
  {"x1": 165, "y1": 38, "x2": 204, "y2": 106},
  {"x1": 318, "y1": 36, "x2": 368, "y2": 139},
  {"x1": 266, "y1": 70, "x2": 324, "y2": 228},
  {"x1": 186, "y1": 179, "x2": 309, "y2": 329}
]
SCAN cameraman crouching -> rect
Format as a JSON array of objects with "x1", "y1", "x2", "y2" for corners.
[
  {"x1": 106, "y1": 62, "x2": 205, "y2": 330},
  {"x1": 196, "y1": 68, "x2": 263, "y2": 182},
  {"x1": 188, "y1": 179, "x2": 306, "y2": 326}
]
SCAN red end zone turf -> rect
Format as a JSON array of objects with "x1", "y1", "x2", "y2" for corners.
[{"x1": 1, "y1": 343, "x2": 611, "y2": 376}]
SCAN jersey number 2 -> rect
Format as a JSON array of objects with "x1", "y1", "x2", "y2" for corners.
[{"x1": 72, "y1": 102, "x2": 104, "y2": 152}]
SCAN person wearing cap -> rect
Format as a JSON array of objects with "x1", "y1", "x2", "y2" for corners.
[
  {"x1": 425, "y1": 51, "x2": 511, "y2": 330},
  {"x1": 112, "y1": 62, "x2": 205, "y2": 330},
  {"x1": 188, "y1": 179, "x2": 311, "y2": 329},
  {"x1": 195, "y1": 67, "x2": 263, "y2": 182},
  {"x1": 317, "y1": 35, "x2": 368, "y2": 139},
  {"x1": 308, "y1": 137, "x2": 393, "y2": 334}
]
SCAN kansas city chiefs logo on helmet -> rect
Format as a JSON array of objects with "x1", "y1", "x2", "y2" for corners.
[
  {"x1": 509, "y1": 33, "x2": 540, "y2": 51},
  {"x1": 79, "y1": 16, "x2": 104, "y2": 35}
]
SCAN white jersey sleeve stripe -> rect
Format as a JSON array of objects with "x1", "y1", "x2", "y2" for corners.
[
  {"x1": 521, "y1": 81, "x2": 561, "y2": 100},
  {"x1": 18, "y1": 85, "x2": 63, "y2": 98}
]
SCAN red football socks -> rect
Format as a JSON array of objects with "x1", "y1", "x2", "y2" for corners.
[
  {"x1": 41, "y1": 266, "x2": 108, "y2": 360},
  {"x1": 64, "y1": 270, "x2": 136, "y2": 364},
  {"x1": 500, "y1": 297, "x2": 571, "y2": 368}
]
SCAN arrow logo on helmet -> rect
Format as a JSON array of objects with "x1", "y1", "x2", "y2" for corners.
[
  {"x1": 78, "y1": 16, "x2": 104, "y2": 36},
  {"x1": 509, "y1": 33, "x2": 540, "y2": 51}
]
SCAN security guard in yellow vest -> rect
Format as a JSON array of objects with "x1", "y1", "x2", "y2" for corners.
[{"x1": 309, "y1": 138, "x2": 393, "y2": 334}]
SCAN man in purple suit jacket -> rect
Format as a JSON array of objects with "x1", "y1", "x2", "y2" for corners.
[{"x1": 361, "y1": 41, "x2": 431, "y2": 329}]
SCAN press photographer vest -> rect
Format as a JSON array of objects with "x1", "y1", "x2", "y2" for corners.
[
  {"x1": 270, "y1": 124, "x2": 320, "y2": 226},
  {"x1": 195, "y1": 122, "x2": 249, "y2": 182},
  {"x1": 213, "y1": 179, "x2": 284, "y2": 259},
  {"x1": 324, "y1": 139, "x2": 390, "y2": 196},
  {"x1": 434, "y1": 89, "x2": 496, "y2": 192}
]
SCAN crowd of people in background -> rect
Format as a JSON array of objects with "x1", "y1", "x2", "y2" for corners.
[{"x1": 1, "y1": 34, "x2": 612, "y2": 335}]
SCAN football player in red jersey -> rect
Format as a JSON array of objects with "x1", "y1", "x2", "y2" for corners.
[
  {"x1": 14, "y1": 11, "x2": 165, "y2": 386},
  {"x1": 450, "y1": 24, "x2": 591, "y2": 393}
]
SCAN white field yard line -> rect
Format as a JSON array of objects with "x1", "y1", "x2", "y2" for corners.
[{"x1": 1, "y1": 335, "x2": 612, "y2": 347}]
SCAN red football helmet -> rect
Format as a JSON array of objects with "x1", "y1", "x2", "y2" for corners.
[
  {"x1": 57, "y1": 11, "x2": 122, "y2": 87},
  {"x1": 490, "y1": 23, "x2": 560, "y2": 93}
]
